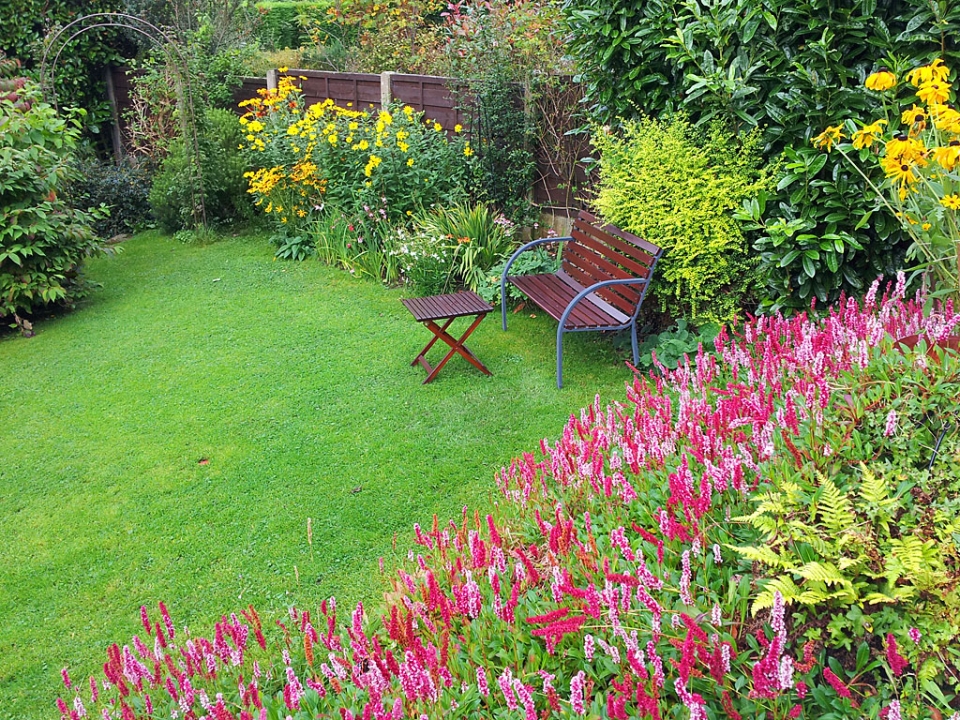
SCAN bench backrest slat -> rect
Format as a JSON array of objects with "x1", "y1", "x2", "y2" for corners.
[{"x1": 560, "y1": 211, "x2": 662, "y2": 318}]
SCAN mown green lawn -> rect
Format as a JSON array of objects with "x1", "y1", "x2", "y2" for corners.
[{"x1": 0, "y1": 231, "x2": 637, "y2": 719}]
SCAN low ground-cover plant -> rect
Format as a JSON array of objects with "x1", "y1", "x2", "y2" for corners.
[
  {"x1": 59, "y1": 281, "x2": 960, "y2": 720},
  {"x1": 591, "y1": 115, "x2": 773, "y2": 324}
]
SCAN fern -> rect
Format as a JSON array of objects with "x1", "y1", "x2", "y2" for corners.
[
  {"x1": 729, "y1": 544, "x2": 796, "y2": 569},
  {"x1": 818, "y1": 476, "x2": 856, "y2": 535}
]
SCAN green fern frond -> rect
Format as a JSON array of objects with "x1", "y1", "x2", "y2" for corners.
[
  {"x1": 858, "y1": 464, "x2": 891, "y2": 507},
  {"x1": 795, "y1": 561, "x2": 853, "y2": 589},
  {"x1": 818, "y1": 476, "x2": 856, "y2": 535},
  {"x1": 752, "y1": 575, "x2": 803, "y2": 614},
  {"x1": 730, "y1": 544, "x2": 796, "y2": 569}
]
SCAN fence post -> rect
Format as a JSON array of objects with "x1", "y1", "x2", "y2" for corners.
[
  {"x1": 380, "y1": 71, "x2": 394, "y2": 108},
  {"x1": 267, "y1": 68, "x2": 279, "y2": 91}
]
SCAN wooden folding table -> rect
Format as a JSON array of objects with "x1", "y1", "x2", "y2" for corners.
[{"x1": 401, "y1": 291, "x2": 494, "y2": 383}]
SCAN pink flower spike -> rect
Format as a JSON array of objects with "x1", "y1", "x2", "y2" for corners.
[
  {"x1": 61, "y1": 667, "x2": 72, "y2": 689},
  {"x1": 569, "y1": 671, "x2": 586, "y2": 715},
  {"x1": 884, "y1": 409, "x2": 897, "y2": 437},
  {"x1": 885, "y1": 633, "x2": 909, "y2": 676},
  {"x1": 909, "y1": 627, "x2": 921, "y2": 644},
  {"x1": 140, "y1": 606, "x2": 153, "y2": 636}
]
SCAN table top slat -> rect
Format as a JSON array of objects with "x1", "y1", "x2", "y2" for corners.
[{"x1": 402, "y1": 291, "x2": 493, "y2": 322}]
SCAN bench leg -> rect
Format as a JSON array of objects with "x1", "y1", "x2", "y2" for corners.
[
  {"x1": 631, "y1": 321, "x2": 640, "y2": 367},
  {"x1": 556, "y1": 325, "x2": 564, "y2": 389},
  {"x1": 501, "y1": 283, "x2": 508, "y2": 331}
]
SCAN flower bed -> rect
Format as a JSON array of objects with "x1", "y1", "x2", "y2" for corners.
[{"x1": 57, "y1": 280, "x2": 960, "y2": 720}]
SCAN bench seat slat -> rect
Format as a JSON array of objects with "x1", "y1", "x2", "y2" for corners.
[
  {"x1": 508, "y1": 274, "x2": 628, "y2": 328},
  {"x1": 560, "y1": 255, "x2": 641, "y2": 317}
]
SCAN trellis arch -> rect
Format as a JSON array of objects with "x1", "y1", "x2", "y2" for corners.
[{"x1": 40, "y1": 13, "x2": 206, "y2": 227}]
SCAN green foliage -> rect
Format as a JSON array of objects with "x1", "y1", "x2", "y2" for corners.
[
  {"x1": 466, "y1": 67, "x2": 538, "y2": 223},
  {"x1": 410, "y1": 203, "x2": 517, "y2": 291},
  {"x1": 735, "y1": 146, "x2": 905, "y2": 310},
  {"x1": 255, "y1": 1, "x2": 334, "y2": 50},
  {"x1": 562, "y1": 0, "x2": 960, "y2": 309},
  {"x1": 149, "y1": 108, "x2": 252, "y2": 231},
  {"x1": 0, "y1": 0, "x2": 127, "y2": 139},
  {"x1": 0, "y1": 80, "x2": 106, "y2": 324},
  {"x1": 591, "y1": 115, "x2": 772, "y2": 323},
  {"x1": 476, "y1": 245, "x2": 559, "y2": 305},
  {"x1": 734, "y1": 341, "x2": 960, "y2": 685},
  {"x1": 635, "y1": 318, "x2": 720, "y2": 370},
  {"x1": 66, "y1": 156, "x2": 154, "y2": 237}
]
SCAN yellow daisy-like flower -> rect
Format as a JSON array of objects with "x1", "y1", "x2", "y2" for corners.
[
  {"x1": 885, "y1": 160, "x2": 918, "y2": 188},
  {"x1": 247, "y1": 120, "x2": 264, "y2": 133},
  {"x1": 397, "y1": 141, "x2": 409, "y2": 152},
  {"x1": 906, "y1": 58, "x2": 950, "y2": 88},
  {"x1": 851, "y1": 119, "x2": 887, "y2": 149},
  {"x1": 407, "y1": 158, "x2": 414, "y2": 167},
  {"x1": 348, "y1": 122, "x2": 359, "y2": 130},
  {"x1": 328, "y1": 134, "x2": 338, "y2": 145},
  {"x1": 865, "y1": 70, "x2": 897, "y2": 91},
  {"x1": 921, "y1": 222, "x2": 932, "y2": 231},
  {"x1": 433, "y1": 122, "x2": 442, "y2": 132},
  {"x1": 931, "y1": 104, "x2": 960, "y2": 133},
  {"x1": 379, "y1": 110, "x2": 393, "y2": 125},
  {"x1": 931, "y1": 141, "x2": 960, "y2": 171},
  {"x1": 917, "y1": 81, "x2": 951, "y2": 105},
  {"x1": 454, "y1": 124, "x2": 463, "y2": 133},
  {"x1": 464, "y1": 142, "x2": 473, "y2": 157},
  {"x1": 885, "y1": 134, "x2": 926, "y2": 165},
  {"x1": 901, "y1": 104, "x2": 927, "y2": 126},
  {"x1": 941, "y1": 194, "x2": 960, "y2": 210},
  {"x1": 403, "y1": 106, "x2": 414, "y2": 116},
  {"x1": 812, "y1": 124, "x2": 845, "y2": 151}
]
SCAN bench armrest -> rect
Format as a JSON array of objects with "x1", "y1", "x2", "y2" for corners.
[
  {"x1": 500, "y1": 236, "x2": 571, "y2": 330},
  {"x1": 560, "y1": 276, "x2": 651, "y2": 329}
]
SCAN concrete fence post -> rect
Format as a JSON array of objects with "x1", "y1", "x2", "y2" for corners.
[
  {"x1": 267, "y1": 68, "x2": 279, "y2": 91},
  {"x1": 380, "y1": 71, "x2": 394, "y2": 108}
]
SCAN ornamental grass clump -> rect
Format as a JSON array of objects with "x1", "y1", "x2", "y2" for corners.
[
  {"x1": 58, "y1": 284, "x2": 959, "y2": 720},
  {"x1": 813, "y1": 58, "x2": 960, "y2": 303}
]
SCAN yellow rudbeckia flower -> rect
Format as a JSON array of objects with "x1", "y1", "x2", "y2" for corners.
[{"x1": 865, "y1": 70, "x2": 897, "y2": 91}]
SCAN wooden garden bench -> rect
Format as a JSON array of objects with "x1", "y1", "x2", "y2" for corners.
[{"x1": 500, "y1": 210, "x2": 663, "y2": 388}]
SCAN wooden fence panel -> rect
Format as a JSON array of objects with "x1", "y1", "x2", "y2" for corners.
[
  {"x1": 297, "y1": 70, "x2": 382, "y2": 110},
  {"x1": 389, "y1": 74, "x2": 469, "y2": 131}
]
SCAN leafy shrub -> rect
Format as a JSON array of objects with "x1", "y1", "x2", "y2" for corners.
[
  {"x1": 255, "y1": 1, "x2": 333, "y2": 50},
  {"x1": 66, "y1": 156, "x2": 154, "y2": 237},
  {"x1": 562, "y1": 0, "x2": 960, "y2": 310},
  {"x1": 149, "y1": 108, "x2": 252, "y2": 231},
  {"x1": 734, "y1": 147, "x2": 905, "y2": 311},
  {"x1": 591, "y1": 115, "x2": 772, "y2": 323},
  {"x1": 0, "y1": 77, "x2": 106, "y2": 327},
  {"x1": 58, "y1": 283, "x2": 960, "y2": 720}
]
